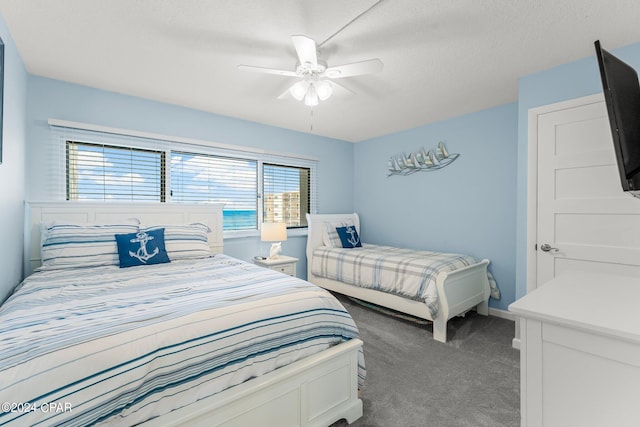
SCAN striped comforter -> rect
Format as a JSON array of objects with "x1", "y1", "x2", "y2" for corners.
[
  {"x1": 0, "y1": 255, "x2": 363, "y2": 426},
  {"x1": 311, "y1": 244, "x2": 500, "y2": 318}
]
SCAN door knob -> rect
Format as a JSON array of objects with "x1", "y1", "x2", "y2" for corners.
[{"x1": 540, "y1": 243, "x2": 559, "y2": 253}]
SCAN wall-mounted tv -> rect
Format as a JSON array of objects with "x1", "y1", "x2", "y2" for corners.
[{"x1": 595, "y1": 40, "x2": 640, "y2": 198}]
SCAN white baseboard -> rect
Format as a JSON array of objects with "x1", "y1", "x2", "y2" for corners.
[
  {"x1": 488, "y1": 307, "x2": 516, "y2": 322},
  {"x1": 487, "y1": 308, "x2": 521, "y2": 350}
]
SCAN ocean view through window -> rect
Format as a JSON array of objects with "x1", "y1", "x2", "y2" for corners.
[
  {"x1": 223, "y1": 209, "x2": 258, "y2": 231},
  {"x1": 171, "y1": 151, "x2": 258, "y2": 231}
]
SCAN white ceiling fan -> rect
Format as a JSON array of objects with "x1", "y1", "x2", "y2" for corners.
[{"x1": 238, "y1": 35, "x2": 384, "y2": 106}]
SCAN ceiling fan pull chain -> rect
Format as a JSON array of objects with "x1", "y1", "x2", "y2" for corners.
[{"x1": 310, "y1": 108, "x2": 314, "y2": 132}]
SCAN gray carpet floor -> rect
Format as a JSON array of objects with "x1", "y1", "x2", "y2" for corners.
[{"x1": 332, "y1": 293, "x2": 520, "y2": 427}]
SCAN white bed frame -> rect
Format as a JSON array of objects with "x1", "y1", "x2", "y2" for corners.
[
  {"x1": 306, "y1": 213, "x2": 491, "y2": 343},
  {"x1": 24, "y1": 201, "x2": 363, "y2": 427}
]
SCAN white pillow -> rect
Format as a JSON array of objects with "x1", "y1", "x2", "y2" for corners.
[
  {"x1": 40, "y1": 222, "x2": 140, "y2": 269},
  {"x1": 140, "y1": 223, "x2": 212, "y2": 260},
  {"x1": 40, "y1": 218, "x2": 140, "y2": 246},
  {"x1": 322, "y1": 220, "x2": 358, "y2": 248}
]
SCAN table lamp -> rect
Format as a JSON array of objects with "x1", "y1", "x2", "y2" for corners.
[{"x1": 261, "y1": 222, "x2": 287, "y2": 259}]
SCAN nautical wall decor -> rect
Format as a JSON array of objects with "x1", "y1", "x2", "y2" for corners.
[{"x1": 387, "y1": 142, "x2": 459, "y2": 176}]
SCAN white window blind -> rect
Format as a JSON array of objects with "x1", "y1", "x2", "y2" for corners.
[
  {"x1": 51, "y1": 120, "x2": 319, "y2": 233},
  {"x1": 171, "y1": 151, "x2": 258, "y2": 231},
  {"x1": 66, "y1": 141, "x2": 165, "y2": 201}
]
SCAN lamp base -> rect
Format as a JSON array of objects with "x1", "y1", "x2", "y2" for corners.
[{"x1": 268, "y1": 242, "x2": 282, "y2": 260}]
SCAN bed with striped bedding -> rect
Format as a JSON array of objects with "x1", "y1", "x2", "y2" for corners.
[
  {"x1": 0, "y1": 254, "x2": 364, "y2": 426},
  {"x1": 311, "y1": 244, "x2": 500, "y2": 318}
]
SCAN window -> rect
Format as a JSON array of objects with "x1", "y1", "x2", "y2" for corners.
[
  {"x1": 171, "y1": 151, "x2": 258, "y2": 231},
  {"x1": 263, "y1": 163, "x2": 310, "y2": 228},
  {"x1": 56, "y1": 121, "x2": 317, "y2": 233},
  {"x1": 66, "y1": 141, "x2": 165, "y2": 201}
]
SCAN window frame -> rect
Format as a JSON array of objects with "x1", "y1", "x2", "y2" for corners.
[{"x1": 53, "y1": 122, "x2": 317, "y2": 238}]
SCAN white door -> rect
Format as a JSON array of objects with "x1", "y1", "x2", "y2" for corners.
[{"x1": 536, "y1": 97, "x2": 640, "y2": 288}]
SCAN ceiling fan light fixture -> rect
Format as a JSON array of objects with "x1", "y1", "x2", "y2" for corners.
[
  {"x1": 239, "y1": 33, "x2": 384, "y2": 108},
  {"x1": 290, "y1": 80, "x2": 309, "y2": 101},
  {"x1": 316, "y1": 80, "x2": 333, "y2": 101},
  {"x1": 304, "y1": 84, "x2": 319, "y2": 106}
]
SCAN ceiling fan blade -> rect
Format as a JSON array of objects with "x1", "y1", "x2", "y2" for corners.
[
  {"x1": 277, "y1": 84, "x2": 294, "y2": 100},
  {"x1": 324, "y1": 58, "x2": 383, "y2": 78},
  {"x1": 238, "y1": 64, "x2": 298, "y2": 77},
  {"x1": 292, "y1": 35, "x2": 317, "y2": 68},
  {"x1": 330, "y1": 81, "x2": 356, "y2": 97}
]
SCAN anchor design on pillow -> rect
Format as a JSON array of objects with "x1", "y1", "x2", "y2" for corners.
[
  {"x1": 129, "y1": 231, "x2": 159, "y2": 263},
  {"x1": 345, "y1": 226, "x2": 360, "y2": 247}
]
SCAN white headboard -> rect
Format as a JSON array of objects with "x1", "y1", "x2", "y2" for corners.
[
  {"x1": 25, "y1": 201, "x2": 224, "y2": 276},
  {"x1": 305, "y1": 213, "x2": 360, "y2": 263}
]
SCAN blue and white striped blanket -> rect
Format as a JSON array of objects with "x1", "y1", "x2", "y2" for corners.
[
  {"x1": 0, "y1": 255, "x2": 364, "y2": 426},
  {"x1": 311, "y1": 244, "x2": 500, "y2": 318}
]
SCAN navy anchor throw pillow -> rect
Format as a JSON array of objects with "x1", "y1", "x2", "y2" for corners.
[
  {"x1": 115, "y1": 228, "x2": 171, "y2": 268},
  {"x1": 336, "y1": 225, "x2": 362, "y2": 248}
]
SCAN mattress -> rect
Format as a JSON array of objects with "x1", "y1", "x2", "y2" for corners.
[
  {"x1": 311, "y1": 244, "x2": 500, "y2": 317},
  {"x1": 0, "y1": 255, "x2": 364, "y2": 426}
]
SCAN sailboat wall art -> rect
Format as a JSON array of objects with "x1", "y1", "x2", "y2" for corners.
[{"x1": 387, "y1": 142, "x2": 459, "y2": 177}]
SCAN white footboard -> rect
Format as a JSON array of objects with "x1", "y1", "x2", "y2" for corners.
[
  {"x1": 309, "y1": 260, "x2": 491, "y2": 344},
  {"x1": 432, "y1": 259, "x2": 491, "y2": 342},
  {"x1": 142, "y1": 339, "x2": 363, "y2": 427}
]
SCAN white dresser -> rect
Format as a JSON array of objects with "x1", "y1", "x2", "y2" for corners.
[{"x1": 509, "y1": 273, "x2": 640, "y2": 427}]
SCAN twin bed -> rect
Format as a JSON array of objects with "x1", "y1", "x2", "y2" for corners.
[
  {"x1": 306, "y1": 213, "x2": 499, "y2": 343},
  {"x1": 1, "y1": 202, "x2": 363, "y2": 427}
]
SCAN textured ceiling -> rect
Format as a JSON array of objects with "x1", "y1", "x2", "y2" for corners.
[{"x1": 1, "y1": 0, "x2": 640, "y2": 142}]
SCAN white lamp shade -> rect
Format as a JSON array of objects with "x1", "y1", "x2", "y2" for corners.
[
  {"x1": 261, "y1": 222, "x2": 287, "y2": 242},
  {"x1": 290, "y1": 80, "x2": 308, "y2": 101},
  {"x1": 304, "y1": 84, "x2": 319, "y2": 106},
  {"x1": 316, "y1": 80, "x2": 333, "y2": 100},
  {"x1": 290, "y1": 79, "x2": 332, "y2": 106}
]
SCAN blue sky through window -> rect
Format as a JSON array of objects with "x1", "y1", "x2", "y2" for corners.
[{"x1": 68, "y1": 142, "x2": 162, "y2": 201}]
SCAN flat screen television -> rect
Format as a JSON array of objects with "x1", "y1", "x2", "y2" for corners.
[{"x1": 595, "y1": 40, "x2": 640, "y2": 198}]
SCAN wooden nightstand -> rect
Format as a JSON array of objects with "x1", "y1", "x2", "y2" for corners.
[{"x1": 253, "y1": 255, "x2": 298, "y2": 277}]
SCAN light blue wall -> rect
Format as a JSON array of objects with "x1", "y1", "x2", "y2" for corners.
[
  {"x1": 0, "y1": 14, "x2": 28, "y2": 302},
  {"x1": 515, "y1": 41, "x2": 640, "y2": 300},
  {"x1": 14, "y1": 25, "x2": 640, "y2": 312},
  {"x1": 354, "y1": 103, "x2": 518, "y2": 311},
  {"x1": 25, "y1": 76, "x2": 355, "y2": 277}
]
